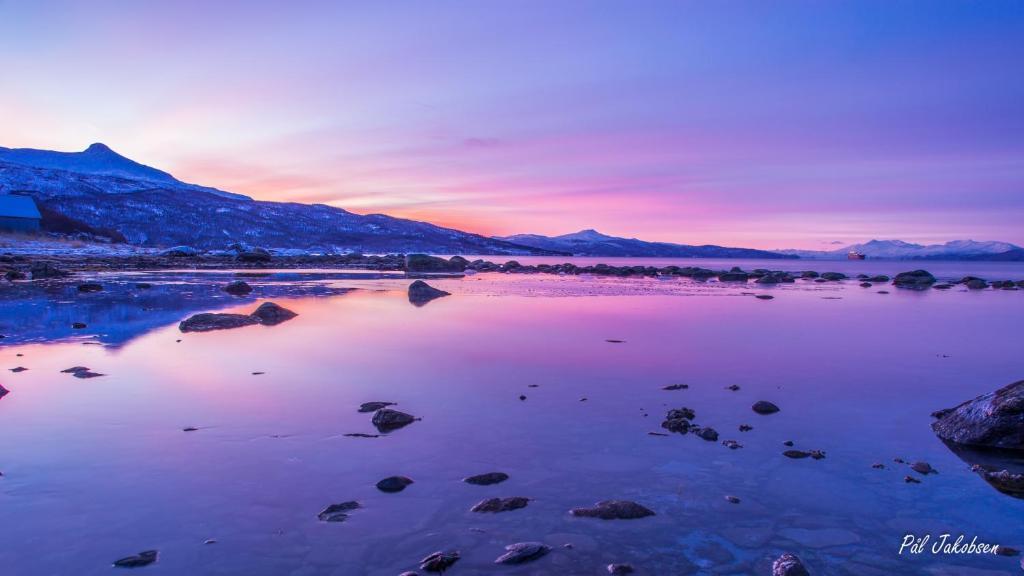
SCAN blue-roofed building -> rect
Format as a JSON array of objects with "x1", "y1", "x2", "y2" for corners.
[{"x1": 0, "y1": 195, "x2": 42, "y2": 233}]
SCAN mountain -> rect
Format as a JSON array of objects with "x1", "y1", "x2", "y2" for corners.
[
  {"x1": 777, "y1": 239, "x2": 1023, "y2": 260},
  {"x1": 496, "y1": 229, "x2": 795, "y2": 259},
  {"x1": 0, "y1": 144, "x2": 556, "y2": 255}
]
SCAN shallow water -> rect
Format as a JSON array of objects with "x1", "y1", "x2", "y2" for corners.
[{"x1": 1, "y1": 271, "x2": 1023, "y2": 575}]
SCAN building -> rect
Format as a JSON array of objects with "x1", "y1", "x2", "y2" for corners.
[{"x1": 0, "y1": 195, "x2": 42, "y2": 233}]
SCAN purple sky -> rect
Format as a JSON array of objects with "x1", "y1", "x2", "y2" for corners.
[{"x1": 1, "y1": 1, "x2": 1023, "y2": 248}]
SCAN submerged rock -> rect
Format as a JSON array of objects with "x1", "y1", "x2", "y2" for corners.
[
  {"x1": 910, "y1": 461, "x2": 937, "y2": 475},
  {"x1": 471, "y1": 496, "x2": 530, "y2": 513},
  {"x1": 464, "y1": 472, "x2": 509, "y2": 486},
  {"x1": 318, "y1": 501, "x2": 360, "y2": 522},
  {"x1": 408, "y1": 280, "x2": 450, "y2": 306},
  {"x1": 358, "y1": 401, "x2": 396, "y2": 413},
  {"x1": 251, "y1": 302, "x2": 297, "y2": 325},
  {"x1": 494, "y1": 542, "x2": 550, "y2": 565},
  {"x1": 662, "y1": 384, "x2": 688, "y2": 390},
  {"x1": 420, "y1": 550, "x2": 460, "y2": 573},
  {"x1": 570, "y1": 500, "x2": 655, "y2": 520},
  {"x1": 372, "y1": 408, "x2": 417, "y2": 432},
  {"x1": 931, "y1": 380, "x2": 1024, "y2": 450},
  {"x1": 61, "y1": 366, "x2": 104, "y2": 379},
  {"x1": 113, "y1": 550, "x2": 158, "y2": 568},
  {"x1": 893, "y1": 270, "x2": 936, "y2": 289},
  {"x1": 179, "y1": 313, "x2": 259, "y2": 332},
  {"x1": 607, "y1": 564, "x2": 635, "y2": 574},
  {"x1": 772, "y1": 553, "x2": 809, "y2": 576},
  {"x1": 376, "y1": 475, "x2": 415, "y2": 493},
  {"x1": 820, "y1": 272, "x2": 847, "y2": 281},
  {"x1": 752, "y1": 400, "x2": 780, "y2": 415},
  {"x1": 223, "y1": 280, "x2": 253, "y2": 295}
]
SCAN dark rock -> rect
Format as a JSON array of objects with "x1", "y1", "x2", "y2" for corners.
[
  {"x1": 464, "y1": 472, "x2": 509, "y2": 486},
  {"x1": 726, "y1": 384, "x2": 741, "y2": 391},
  {"x1": 696, "y1": 427, "x2": 719, "y2": 441},
  {"x1": 662, "y1": 384, "x2": 688, "y2": 390},
  {"x1": 223, "y1": 280, "x2": 253, "y2": 295},
  {"x1": 29, "y1": 262, "x2": 70, "y2": 279},
  {"x1": 77, "y1": 282, "x2": 103, "y2": 293},
  {"x1": 235, "y1": 246, "x2": 272, "y2": 262},
  {"x1": 420, "y1": 550, "x2": 460, "y2": 573},
  {"x1": 966, "y1": 278, "x2": 989, "y2": 290},
  {"x1": 448, "y1": 256, "x2": 470, "y2": 270},
  {"x1": 471, "y1": 496, "x2": 530, "y2": 513},
  {"x1": 406, "y1": 254, "x2": 462, "y2": 273},
  {"x1": 739, "y1": 424, "x2": 753, "y2": 432},
  {"x1": 931, "y1": 380, "x2": 1024, "y2": 450},
  {"x1": 9, "y1": 367, "x2": 27, "y2": 373},
  {"x1": 820, "y1": 272, "x2": 847, "y2": 281},
  {"x1": 163, "y1": 246, "x2": 198, "y2": 257},
  {"x1": 179, "y1": 313, "x2": 259, "y2": 333},
  {"x1": 661, "y1": 407, "x2": 695, "y2": 433},
  {"x1": 372, "y1": 408, "x2": 417, "y2": 432},
  {"x1": 725, "y1": 495, "x2": 741, "y2": 504},
  {"x1": 872, "y1": 463, "x2": 885, "y2": 469},
  {"x1": 801, "y1": 271, "x2": 820, "y2": 278},
  {"x1": 933, "y1": 283, "x2": 954, "y2": 290},
  {"x1": 570, "y1": 500, "x2": 655, "y2": 520},
  {"x1": 905, "y1": 475, "x2": 921, "y2": 484},
  {"x1": 867, "y1": 275, "x2": 890, "y2": 283},
  {"x1": 893, "y1": 270, "x2": 936, "y2": 289},
  {"x1": 4, "y1": 270, "x2": 26, "y2": 281},
  {"x1": 784, "y1": 450, "x2": 811, "y2": 459},
  {"x1": 183, "y1": 427, "x2": 198, "y2": 432},
  {"x1": 978, "y1": 469, "x2": 1024, "y2": 497},
  {"x1": 318, "y1": 501, "x2": 360, "y2": 522},
  {"x1": 408, "y1": 280, "x2": 451, "y2": 306},
  {"x1": 0, "y1": 384, "x2": 9, "y2": 399},
  {"x1": 752, "y1": 400, "x2": 780, "y2": 415},
  {"x1": 136, "y1": 283, "x2": 153, "y2": 289},
  {"x1": 358, "y1": 401, "x2": 396, "y2": 413},
  {"x1": 718, "y1": 271, "x2": 749, "y2": 282},
  {"x1": 250, "y1": 302, "x2": 297, "y2": 325},
  {"x1": 910, "y1": 461, "x2": 936, "y2": 475},
  {"x1": 72, "y1": 322, "x2": 87, "y2": 329},
  {"x1": 376, "y1": 475, "x2": 414, "y2": 493},
  {"x1": 859, "y1": 282, "x2": 872, "y2": 288},
  {"x1": 494, "y1": 542, "x2": 550, "y2": 565},
  {"x1": 113, "y1": 550, "x2": 158, "y2": 568},
  {"x1": 755, "y1": 294, "x2": 774, "y2": 300},
  {"x1": 722, "y1": 439, "x2": 742, "y2": 449},
  {"x1": 772, "y1": 553, "x2": 809, "y2": 576},
  {"x1": 996, "y1": 545, "x2": 1019, "y2": 556},
  {"x1": 607, "y1": 564, "x2": 635, "y2": 575}
]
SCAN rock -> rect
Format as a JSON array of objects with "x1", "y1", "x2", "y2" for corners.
[
  {"x1": 183, "y1": 427, "x2": 198, "y2": 432},
  {"x1": 752, "y1": 400, "x2": 780, "y2": 415},
  {"x1": 722, "y1": 439, "x2": 743, "y2": 449},
  {"x1": 62, "y1": 366, "x2": 103, "y2": 378},
  {"x1": 931, "y1": 380, "x2": 1024, "y2": 450},
  {"x1": 358, "y1": 401, "x2": 396, "y2": 413},
  {"x1": 250, "y1": 302, "x2": 297, "y2": 325},
  {"x1": 820, "y1": 272, "x2": 847, "y2": 281},
  {"x1": 408, "y1": 280, "x2": 450, "y2": 306},
  {"x1": 978, "y1": 469, "x2": 1024, "y2": 497},
  {"x1": 893, "y1": 270, "x2": 936, "y2": 289},
  {"x1": 376, "y1": 475, "x2": 414, "y2": 493},
  {"x1": 318, "y1": 501, "x2": 360, "y2": 522},
  {"x1": 448, "y1": 256, "x2": 470, "y2": 270},
  {"x1": 739, "y1": 424, "x2": 753, "y2": 432},
  {"x1": 726, "y1": 384, "x2": 741, "y2": 391},
  {"x1": 872, "y1": 463, "x2": 885, "y2": 469},
  {"x1": 661, "y1": 407, "x2": 695, "y2": 433},
  {"x1": 570, "y1": 500, "x2": 655, "y2": 520},
  {"x1": 464, "y1": 472, "x2": 509, "y2": 486},
  {"x1": 867, "y1": 275, "x2": 890, "y2": 283},
  {"x1": 662, "y1": 384, "x2": 688, "y2": 390},
  {"x1": 223, "y1": 280, "x2": 253, "y2": 295},
  {"x1": 784, "y1": 450, "x2": 811, "y2": 459},
  {"x1": 30, "y1": 262, "x2": 69, "y2": 279},
  {"x1": 343, "y1": 433, "x2": 381, "y2": 438},
  {"x1": 725, "y1": 495, "x2": 741, "y2": 504},
  {"x1": 996, "y1": 545, "x2": 1020, "y2": 556},
  {"x1": 162, "y1": 246, "x2": 198, "y2": 257},
  {"x1": 755, "y1": 294, "x2": 774, "y2": 300},
  {"x1": 77, "y1": 282, "x2": 103, "y2": 293},
  {"x1": 905, "y1": 475, "x2": 921, "y2": 484},
  {"x1": 235, "y1": 246, "x2": 272, "y2": 262},
  {"x1": 859, "y1": 282, "x2": 872, "y2": 288},
  {"x1": 0, "y1": 384, "x2": 9, "y2": 399},
  {"x1": 420, "y1": 550, "x2": 460, "y2": 573},
  {"x1": 4, "y1": 270, "x2": 26, "y2": 281},
  {"x1": 494, "y1": 542, "x2": 550, "y2": 565},
  {"x1": 72, "y1": 322, "x2": 87, "y2": 329},
  {"x1": 372, "y1": 408, "x2": 417, "y2": 432},
  {"x1": 607, "y1": 564, "x2": 634, "y2": 574},
  {"x1": 471, "y1": 496, "x2": 530, "y2": 513},
  {"x1": 113, "y1": 550, "x2": 158, "y2": 568},
  {"x1": 718, "y1": 271, "x2": 749, "y2": 282},
  {"x1": 965, "y1": 278, "x2": 989, "y2": 289},
  {"x1": 696, "y1": 427, "x2": 719, "y2": 441},
  {"x1": 801, "y1": 271, "x2": 820, "y2": 278},
  {"x1": 910, "y1": 461, "x2": 936, "y2": 475},
  {"x1": 136, "y1": 283, "x2": 153, "y2": 289},
  {"x1": 9, "y1": 367, "x2": 27, "y2": 373},
  {"x1": 772, "y1": 553, "x2": 809, "y2": 576},
  {"x1": 179, "y1": 313, "x2": 259, "y2": 333},
  {"x1": 406, "y1": 254, "x2": 462, "y2": 273}
]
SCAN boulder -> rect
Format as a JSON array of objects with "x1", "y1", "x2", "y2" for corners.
[
  {"x1": 752, "y1": 400, "x2": 780, "y2": 415},
  {"x1": 223, "y1": 280, "x2": 253, "y2": 295},
  {"x1": 318, "y1": 501, "x2": 360, "y2": 522},
  {"x1": 772, "y1": 553, "x2": 809, "y2": 576},
  {"x1": 179, "y1": 313, "x2": 259, "y2": 333},
  {"x1": 358, "y1": 401, "x2": 396, "y2": 413},
  {"x1": 77, "y1": 282, "x2": 103, "y2": 293},
  {"x1": 820, "y1": 272, "x2": 847, "y2": 281},
  {"x1": 471, "y1": 496, "x2": 530, "y2": 513},
  {"x1": 570, "y1": 500, "x2": 655, "y2": 520},
  {"x1": 448, "y1": 256, "x2": 470, "y2": 270},
  {"x1": 420, "y1": 550, "x2": 460, "y2": 573},
  {"x1": 29, "y1": 262, "x2": 69, "y2": 279},
  {"x1": 893, "y1": 270, "x2": 936, "y2": 289},
  {"x1": 406, "y1": 254, "x2": 461, "y2": 273},
  {"x1": 408, "y1": 280, "x2": 450, "y2": 306},
  {"x1": 607, "y1": 565, "x2": 634, "y2": 575},
  {"x1": 162, "y1": 246, "x2": 198, "y2": 257},
  {"x1": 718, "y1": 271, "x2": 749, "y2": 282},
  {"x1": 966, "y1": 278, "x2": 989, "y2": 290},
  {"x1": 372, "y1": 408, "x2": 417, "y2": 432},
  {"x1": 251, "y1": 302, "x2": 298, "y2": 325},
  {"x1": 235, "y1": 246, "x2": 272, "y2": 263},
  {"x1": 978, "y1": 469, "x2": 1024, "y2": 497},
  {"x1": 931, "y1": 380, "x2": 1024, "y2": 450},
  {"x1": 376, "y1": 475, "x2": 414, "y2": 493},
  {"x1": 494, "y1": 542, "x2": 550, "y2": 565},
  {"x1": 113, "y1": 550, "x2": 158, "y2": 568},
  {"x1": 464, "y1": 472, "x2": 509, "y2": 486}
]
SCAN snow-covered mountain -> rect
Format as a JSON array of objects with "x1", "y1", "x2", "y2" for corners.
[
  {"x1": 0, "y1": 143, "x2": 555, "y2": 254},
  {"x1": 777, "y1": 239, "x2": 1023, "y2": 260},
  {"x1": 497, "y1": 229, "x2": 794, "y2": 259}
]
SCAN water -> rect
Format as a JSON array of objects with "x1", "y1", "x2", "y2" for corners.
[{"x1": 1, "y1": 269, "x2": 1023, "y2": 575}]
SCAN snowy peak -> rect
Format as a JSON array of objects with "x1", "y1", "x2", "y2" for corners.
[
  {"x1": 0, "y1": 142, "x2": 178, "y2": 184},
  {"x1": 555, "y1": 229, "x2": 618, "y2": 242},
  {"x1": 776, "y1": 238, "x2": 1023, "y2": 260}
]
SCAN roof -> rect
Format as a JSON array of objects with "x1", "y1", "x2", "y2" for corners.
[{"x1": 0, "y1": 195, "x2": 42, "y2": 219}]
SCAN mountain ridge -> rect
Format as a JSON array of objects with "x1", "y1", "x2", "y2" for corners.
[
  {"x1": 776, "y1": 239, "x2": 1022, "y2": 260},
  {"x1": 497, "y1": 229, "x2": 795, "y2": 259}
]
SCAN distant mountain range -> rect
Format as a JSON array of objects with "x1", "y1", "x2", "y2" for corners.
[
  {"x1": 0, "y1": 144, "x2": 555, "y2": 254},
  {"x1": 777, "y1": 239, "x2": 1024, "y2": 261},
  {"x1": 497, "y1": 229, "x2": 795, "y2": 259}
]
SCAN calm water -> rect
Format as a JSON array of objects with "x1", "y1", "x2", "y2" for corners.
[{"x1": 1, "y1": 269, "x2": 1023, "y2": 575}]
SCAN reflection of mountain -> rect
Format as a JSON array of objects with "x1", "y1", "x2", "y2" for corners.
[{"x1": 0, "y1": 273, "x2": 369, "y2": 347}]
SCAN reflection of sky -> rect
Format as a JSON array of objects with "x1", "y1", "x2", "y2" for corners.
[{"x1": 2, "y1": 2, "x2": 1023, "y2": 248}]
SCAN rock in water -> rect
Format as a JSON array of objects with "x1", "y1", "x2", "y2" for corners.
[
  {"x1": 162, "y1": 246, "x2": 198, "y2": 257},
  {"x1": 420, "y1": 550, "x2": 460, "y2": 573},
  {"x1": 752, "y1": 401, "x2": 780, "y2": 415},
  {"x1": 471, "y1": 496, "x2": 530, "y2": 513},
  {"x1": 910, "y1": 461, "x2": 936, "y2": 475},
  {"x1": 570, "y1": 500, "x2": 655, "y2": 520},
  {"x1": 358, "y1": 401, "x2": 396, "y2": 413},
  {"x1": 978, "y1": 469, "x2": 1024, "y2": 497},
  {"x1": 607, "y1": 564, "x2": 635, "y2": 574},
  {"x1": 317, "y1": 501, "x2": 360, "y2": 522},
  {"x1": 113, "y1": 550, "x2": 158, "y2": 568},
  {"x1": 893, "y1": 270, "x2": 936, "y2": 289},
  {"x1": 376, "y1": 475, "x2": 415, "y2": 493},
  {"x1": 408, "y1": 280, "x2": 450, "y2": 306},
  {"x1": 772, "y1": 553, "x2": 809, "y2": 576},
  {"x1": 494, "y1": 542, "x2": 550, "y2": 565},
  {"x1": 931, "y1": 380, "x2": 1024, "y2": 450},
  {"x1": 463, "y1": 472, "x2": 509, "y2": 485},
  {"x1": 29, "y1": 262, "x2": 69, "y2": 279},
  {"x1": 179, "y1": 313, "x2": 259, "y2": 333},
  {"x1": 406, "y1": 254, "x2": 463, "y2": 273},
  {"x1": 0, "y1": 385, "x2": 9, "y2": 399},
  {"x1": 251, "y1": 302, "x2": 297, "y2": 325},
  {"x1": 223, "y1": 280, "x2": 253, "y2": 295},
  {"x1": 372, "y1": 408, "x2": 416, "y2": 432},
  {"x1": 77, "y1": 282, "x2": 103, "y2": 293}
]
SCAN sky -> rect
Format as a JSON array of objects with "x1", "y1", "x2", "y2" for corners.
[{"x1": 1, "y1": 1, "x2": 1023, "y2": 249}]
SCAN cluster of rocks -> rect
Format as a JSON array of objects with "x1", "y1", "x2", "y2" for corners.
[{"x1": 178, "y1": 302, "x2": 297, "y2": 332}]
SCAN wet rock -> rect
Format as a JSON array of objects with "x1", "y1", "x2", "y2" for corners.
[
  {"x1": 893, "y1": 269, "x2": 936, "y2": 289},
  {"x1": 406, "y1": 254, "x2": 462, "y2": 273},
  {"x1": 718, "y1": 271, "x2": 749, "y2": 282},
  {"x1": 29, "y1": 262, "x2": 70, "y2": 279},
  {"x1": 662, "y1": 384, "x2": 688, "y2": 390},
  {"x1": 696, "y1": 427, "x2": 719, "y2": 441},
  {"x1": 223, "y1": 280, "x2": 253, "y2": 295},
  {"x1": 4, "y1": 270, "x2": 26, "y2": 281},
  {"x1": 235, "y1": 246, "x2": 272, "y2": 263},
  {"x1": 494, "y1": 542, "x2": 550, "y2": 565},
  {"x1": 859, "y1": 282, "x2": 872, "y2": 288},
  {"x1": 343, "y1": 433, "x2": 381, "y2": 438},
  {"x1": 772, "y1": 553, "x2": 809, "y2": 576},
  {"x1": 820, "y1": 272, "x2": 847, "y2": 281},
  {"x1": 783, "y1": 440, "x2": 794, "y2": 446},
  {"x1": 372, "y1": 408, "x2": 417, "y2": 432},
  {"x1": 607, "y1": 564, "x2": 634, "y2": 575},
  {"x1": 661, "y1": 407, "x2": 695, "y2": 433},
  {"x1": 136, "y1": 283, "x2": 153, "y2": 289},
  {"x1": 725, "y1": 495, "x2": 741, "y2": 504},
  {"x1": 931, "y1": 380, "x2": 1024, "y2": 450},
  {"x1": 752, "y1": 400, "x2": 780, "y2": 415},
  {"x1": 472, "y1": 496, "x2": 530, "y2": 513},
  {"x1": 739, "y1": 424, "x2": 753, "y2": 432},
  {"x1": 0, "y1": 384, "x2": 9, "y2": 399},
  {"x1": 358, "y1": 401, "x2": 396, "y2": 413},
  {"x1": 722, "y1": 439, "x2": 743, "y2": 449},
  {"x1": 72, "y1": 322, "x2": 87, "y2": 329},
  {"x1": 872, "y1": 463, "x2": 886, "y2": 469},
  {"x1": 113, "y1": 550, "x2": 158, "y2": 568},
  {"x1": 376, "y1": 475, "x2": 415, "y2": 493},
  {"x1": 965, "y1": 278, "x2": 989, "y2": 290},
  {"x1": 317, "y1": 500, "x2": 360, "y2": 522},
  {"x1": 801, "y1": 271, "x2": 820, "y2": 278},
  {"x1": 9, "y1": 367, "x2": 27, "y2": 373},
  {"x1": 420, "y1": 550, "x2": 460, "y2": 573},
  {"x1": 784, "y1": 450, "x2": 811, "y2": 459},
  {"x1": 251, "y1": 302, "x2": 297, "y2": 325},
  {"x1": 726, "y1": 384, "x2": 741, "y2": 391},
  {"x1": 183, "y1": 427, "x2": 198, "y2": 432},
  {"x1": 179, "y1": 313, "x2": 259, "y2": 332},
  {"x1": 978, "y1": 469, "x2": 1024, "y2": 497},
  {"x1": 910, "y1": 461, "x2": 936, "y2": 475},
  {"x1": 933, "y1": 283, "x2": 954, "y2": 290},
  {"x1": 163, "y1": 246, "x2": 198, "y2": 257},
  {"x1": 408, "y1": 280, "x2": 451, "y2": 306},
  {"x1": 464, "y1": 472, "x2": 509, "y2": 486},
  {"x1": 77, "y1": 282, "x2": 103, "y2": 293},
  {"x1": 867, "y1": 275, "x2": 890, "y2": 283},
  {"x1": 756, "y1": 272, "x2": 795, "y2": 284},
  {"x1": 755, "y1": 294, "x2": 774, "y2": 300},
  {"x1": 570, "y1": 500, "x2": 655, "y2": 520},
  {"x1": 905, "y1": 475, "x2": 921, "y2": 484}
]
